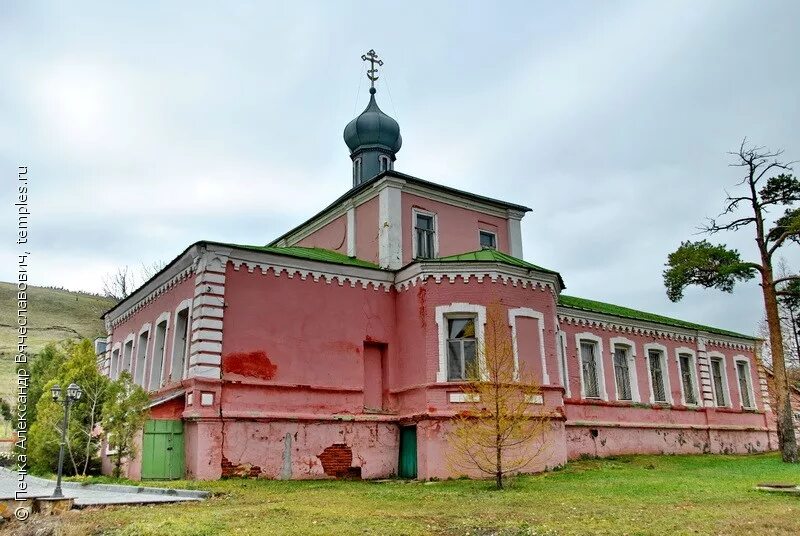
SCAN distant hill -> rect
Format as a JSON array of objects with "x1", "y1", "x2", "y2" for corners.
[{"x1": 0, "y1": 281, "x2": 117, "y2": 401}]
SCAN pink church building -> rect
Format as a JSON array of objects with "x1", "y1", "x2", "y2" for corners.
[{"x1": 99, "y1": 57, "x2": 775, "y2": 481}]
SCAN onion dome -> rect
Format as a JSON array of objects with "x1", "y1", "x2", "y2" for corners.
[{"x1": 343, "y1": 88, "x2": 402, "y2": 155}]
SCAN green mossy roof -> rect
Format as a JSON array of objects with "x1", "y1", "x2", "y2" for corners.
[
  {"x1": 435, "y1": 249, "x2": 559, "y2": 273},
  {"x1": 224, "y1": 243, "x2": 382, "y2": 269},
  {"x1": 557, "y1": 294, "x2": 755, "y2": 340}
]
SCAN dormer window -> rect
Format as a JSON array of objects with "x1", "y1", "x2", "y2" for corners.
[
  {"x1": 479, "y1": 230, "x2": 497, "y2": 250},
  {"x1": 413, "y1": 211, "x2": 436, "y2": 259},
  {"x1": 379, "y1": 155, "x2": 391, "y2": 173}
]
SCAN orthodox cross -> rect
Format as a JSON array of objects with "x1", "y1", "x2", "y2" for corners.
[{"x1": 361, "y1": 49, "x2": 384, "y2": 89}]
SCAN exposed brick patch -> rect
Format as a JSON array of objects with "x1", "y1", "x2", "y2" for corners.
[
  {"x1": 318, "y1": 444, "x2": 360, "y2": 478},
  {"x1": 221, "y1": 454, "x2": 262, "y2": 478},
  {"x1": 222, "y1": 350, "x2": 277, "y2": 380}
]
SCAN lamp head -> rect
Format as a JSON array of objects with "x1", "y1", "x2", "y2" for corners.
[
  {"x1": 51, "y1": 384, "x2": 61, "y2": 401},
  {"x1": 67, "y1": 383, "x2": 82, "y2": 401}
]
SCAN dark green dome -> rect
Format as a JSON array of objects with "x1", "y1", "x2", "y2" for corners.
[{"x1": 343, "y1": 88, "x2": 402, "y2": 155}]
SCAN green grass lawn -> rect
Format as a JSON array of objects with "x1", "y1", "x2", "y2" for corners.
[{"x1": 21, "y1": 453, "x2": 800, "y2": 536}]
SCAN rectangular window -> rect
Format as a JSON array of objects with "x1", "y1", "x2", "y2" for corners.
[
  {"x1": 415, "y1": 213, "x2": 435, "y2": 259},
  {"x1": 678, "y1": 354, "x2": 697, "y2": 405},
  {"x1": 479, "y1": 230, "x2": 497, "y2": 250},
  {"x1": 648, "y1": 350, "x2": 667, "y2": 403},
  {"x1": 447, "y1": 317, "x2": 477, "y2": 381},
  {"x1": 736, "y1": 361, "x2": 753, "y2": 408},
  {"x1": 580, "y1": 341, "x2": 600, "y2": 398},
  {"x1": 613, "y1": 347, "x2": 632, "y2": 401},
  {"x1": 711, "y1": 357, "x2": 727, "y2": 406}
]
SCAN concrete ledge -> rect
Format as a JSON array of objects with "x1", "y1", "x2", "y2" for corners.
[
  {"x1": 1, "y1": 468, "x2": 209, "y2": 500},
  {"x1": 56, "y1": 481, "x2": 210, "y2": 499}
]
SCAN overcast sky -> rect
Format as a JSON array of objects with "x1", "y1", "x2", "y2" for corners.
[{"x1": 2, "y1": 1, "x2": 799, "y2": 335}]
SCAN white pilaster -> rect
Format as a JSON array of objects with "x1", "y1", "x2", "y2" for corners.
[
  {"x1": 378, "y1": 183, "x2": 403, "y2": 269},
  {"x1": 507, "y1": 210, "x2": 524, "y2": 258},
  {"x1": 346, "y1": 205, "x2": 356, "y2": 257}
]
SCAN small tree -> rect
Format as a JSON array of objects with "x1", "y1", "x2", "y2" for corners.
[
  {"x1": 447, "y1": 300, "x2": 550, "y2": 489},
  {"x1": 26, "y1": 340, "x2": 111, "y2": 475},
  {"x1": 60, "y1": 340, "x2": 112, "y2": 475},
  {"x1": 102, "y1": 266, "x2": 133, "y2": 301},
  {"x1": 102, "y1": 261, "x2": 167, "y2": 301},
  {"x1": 102, "y1": 371, "x2": 150, "y2": 478},
  {"x1": 663, "y1": 140, "x2": 799, "y2": 462}
]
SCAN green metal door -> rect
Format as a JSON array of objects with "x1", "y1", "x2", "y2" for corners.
[
  {"x1": 398, "y1": 425, "x2": 417, "y2": 479},
  {"x1": 141, "y1": 420, "x2": 185, "y2": 480}
]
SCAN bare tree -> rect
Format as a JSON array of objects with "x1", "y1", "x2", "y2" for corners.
[
  {"x1": 447, "y1": 300, "x2": 550, "y2": 489},
  {"x1": 139, "y1": 260, "x2": 167, "y2": 280},
  {"x1": 102, "y1": 260, "x2": 167, "y2": 301},
  {"x1": 102, "y1": 266, "x2": 133, "y2": 301},
  {"x1": 664, "y1": 139, "x2": 799, "y2": 462}
]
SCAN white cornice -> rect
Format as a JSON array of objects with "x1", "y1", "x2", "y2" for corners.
[
  {"x1": 395, "y1": 261, "x2": 560, "y2": 294},
  {"x1": 226, "y1": 247, "x2": 394, "y2": 292},
  {"x1": 106, "y1": 248, "x2": 198, "y2": 330},
  {"x1": 400, "y1": 180, "x2": 517, "y2": 219},
  {"x1": 557, "y1": 307, "x2": 754, "y2": 351}
]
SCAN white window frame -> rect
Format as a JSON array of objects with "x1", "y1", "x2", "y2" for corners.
[
  {"x1": 122, "y1": 333, "x2": 135, "y2": 375},
  {"x1": 435, "y1": 303, "x2": 486, "y2": 383},
  {"x1": 609, "y1": 337, "x2": 640, "y2": 402},
  {"x1": 644, "y1": 343, "x2": 673, "y2": 405},
  {"x1": 557, "y1": 331, "x2": 570, "y2": 397},
  {"x1": 674, "y1": 347, "x2": 701, "y2": 407},
  {"x1": 733, "y1": 355, "x2": 756, "y2": 409},
  {"x1": 508, "y1": 307, "x2": 548, "y2": 383},
  {"x1": 411, "y1": 208, "x2": 438, "y2": 260},
  {"x1": 148, "y1": 311, "x2": 171, "y2": 391},
  {"x1": 134, "y1": 323, "x2": 152, "y2": 387},
  {"x1": 478, "y1": 229, "x2": 497, "y2": 250},
  {"x1": 575, "y1": 332, "x2": 607, "y2": 401},
  {"x1": 707, "y1": 351, "x2": 731, "y2": 408},
  {"x1": 110, "y1": 342, "x2": 122, "y2": 380},
  {"x1": 171, "y1": 299, "x2": 193, "y2": 382}
]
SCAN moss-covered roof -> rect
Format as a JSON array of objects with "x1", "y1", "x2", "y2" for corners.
[
  {"x1": 223, "y1": 243, "x2": 382, "y2": 269},
  {"x1": 557, "y1": 294, "x2": 755, "y2": 340}
]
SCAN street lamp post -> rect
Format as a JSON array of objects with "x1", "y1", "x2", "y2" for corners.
[{"x1": 50, "y1": 382, "x2": 82, "y2": 499}]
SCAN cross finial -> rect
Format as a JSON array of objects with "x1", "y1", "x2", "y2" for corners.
[{"x1": 361, "y1": 49, "x2": 384, "y2": 90}]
